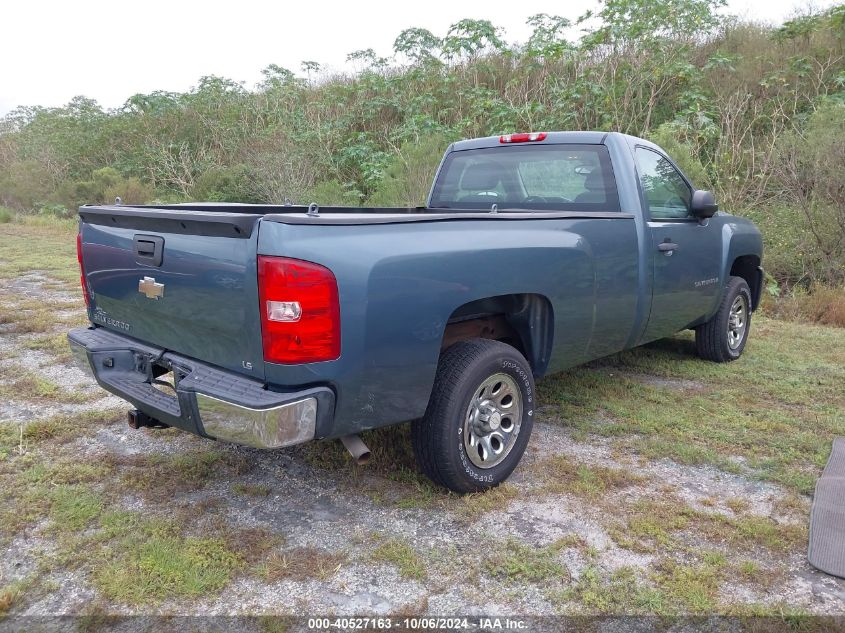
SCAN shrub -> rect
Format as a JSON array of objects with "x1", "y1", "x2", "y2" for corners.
[
  {"x1": 771, "y1": 102, "x2": 845, "y2": 286},
  {"x1": 0, "y1": 207, "x2": 13, "y2": 223},
  {"x1": 305, "y1": 180, "x2": 361, "y2": 206},
  {"x1": 0, "y1": 160, "x2": 55, "y2": 210},
  {"x1": 368, "y1": 135, "x2": 450, "y2": 207},
  {"x1": 37, "y1": 203, "x2": 72, "y2": 219},
  {"x1": 190, "y1": 165, "x2": 260, "y2": 203},
  {"x1": 104, "y1": 177, "x2": 153, "y2": 205},
  {"x1": 763, "y1": 286, "x2": 845, "y2": 328}
]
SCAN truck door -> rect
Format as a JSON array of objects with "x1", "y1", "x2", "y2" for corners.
[{"x1": 633, "y1": 147, "x2": 722, "y2": 343}]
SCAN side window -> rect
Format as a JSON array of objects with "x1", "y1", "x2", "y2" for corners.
[{"x1": 634, "y1": 148, "x2": 692, "y2": 220}]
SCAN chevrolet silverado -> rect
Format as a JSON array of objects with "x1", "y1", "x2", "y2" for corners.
[{"x1": 68, "y1": 131, "x2": 763, "y2": 493}]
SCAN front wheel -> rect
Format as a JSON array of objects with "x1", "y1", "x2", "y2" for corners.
[
  {"x1": 695, "y1": 276, "x2": 753, "y2": 362},
  {"x1": 411, "y1": 338, "x2": 535, "y2": 493}
]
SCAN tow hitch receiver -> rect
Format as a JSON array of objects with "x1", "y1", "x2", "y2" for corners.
[{"x1": 127, "y1": 409, "x2": 169, "y2": 430}]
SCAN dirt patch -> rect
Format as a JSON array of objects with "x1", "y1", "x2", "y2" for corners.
[{"x1": 613, "y1": 370, "x2": 706, "y2": 392}]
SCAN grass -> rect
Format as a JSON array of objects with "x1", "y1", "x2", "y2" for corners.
[
  {"x1": 558, "y1": 552, "x2": 731, "y2": 615},
  {"x1": 0, "y1": 367, "x2": 93, "y2": 404},
  {"x1": 651, "y1": 557, "x2": 724, "y2": 613},
  {"x1": 232, "y1": 483, "x2": 272, "y2": 497},
  {"x1": 484, "y1": 538, "x2": 569, "y2": 584},
  {"x1": 0, "y1": 215, "x2": 842, "y2": 616},
  {"x1": 371, "y1": 538, "x2": 428, "y2": 581},
  {"x1": 49, "y1": 485, "x2": 104, "y2": 530},
  {"x1": 449, "y1": 483, "x2": 518, "y2": 519},
  {"x1": 263, "y1": 547, "x2": 346, "y2": 582},
  {"x1": 530, "y1": 455, "x2": 644, "y2": 497},
  {"x1": 555, "y1": 565, "x2": 667, "y2": 614},
  {"x1": 763, "y1": 286, "x2": 845, "y2": 328},
  {"x1": 607, "y1": 496, "x2": 806, "y2": 555},
  {"x1": 0, "y1": 216, "x2": 79, "y2": 284},
  {"x1": 537, "y1": 317, "x2": 845, "y2": 495},
  {"x1": 22, "y1": 332, "x2": 75, "y2": 363},
  {"x1": 0, "y1": 578, "x2": 33, "y2": 615},
  {"x1": 95, "y1": 534, "x2": 242, "y2": 604},
  {"x1": 104, "y1": 449, "x2": 252, "y2": 499},
  {"x1": 0, "y1": 410, "x2": 122, "y2": 456}
]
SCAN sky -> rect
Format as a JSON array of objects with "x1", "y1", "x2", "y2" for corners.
[{"x1": 0, "y1": 0, "x2": 837, "y2": 116}]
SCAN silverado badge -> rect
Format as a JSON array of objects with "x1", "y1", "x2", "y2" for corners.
[{"x1": 138, "y1": 276, "x2": 164, "y2": 300}]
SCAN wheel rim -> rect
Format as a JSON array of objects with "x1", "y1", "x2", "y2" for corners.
[
  {"x1": 727, "y1": 294, "x2": 748, "y2": 350},
  {"x1": 463, "y1": 373, "x2": 522, "y2": 469}
]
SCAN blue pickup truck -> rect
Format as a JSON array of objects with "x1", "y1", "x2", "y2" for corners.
[{"x1": 68, "y1": 131, "x2": 762, "y2": 493}]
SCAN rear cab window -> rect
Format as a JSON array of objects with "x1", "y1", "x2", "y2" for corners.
[{"x1": 429, "y1": 144, "x2": 621, "y2": 212}]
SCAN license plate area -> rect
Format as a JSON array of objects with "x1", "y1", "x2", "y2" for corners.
[
  {"x1": 148, "y1": 357, "x2": 191, "y2": 400},
  {"x1": 93, "y1": 349, "x2": 185, "y2": 418}
]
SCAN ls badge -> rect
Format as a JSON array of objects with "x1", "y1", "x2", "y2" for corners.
[{"x1": 138, "y1": 276, "x2": 165, "y2": 300}]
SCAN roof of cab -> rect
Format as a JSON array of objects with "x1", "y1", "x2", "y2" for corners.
[{"x1": 449, "y1": 131, "x2": 611, "y2": 152}]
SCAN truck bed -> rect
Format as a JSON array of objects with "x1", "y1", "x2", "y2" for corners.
[{"x1": 80, "y1": 203, "x2": 633, "y2": 230}]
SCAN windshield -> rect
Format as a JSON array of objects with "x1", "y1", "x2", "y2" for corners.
[{"x1": 429, "y1": 144, "x2": 620, "y2": 212}]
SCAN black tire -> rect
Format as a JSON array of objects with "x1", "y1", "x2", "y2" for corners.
[
  {"x1": 412, "y1": 338, "x2": 535, "y2": 494},
  {"x1": 695, "y1": 276, "x2": 753, "y2": 362}
]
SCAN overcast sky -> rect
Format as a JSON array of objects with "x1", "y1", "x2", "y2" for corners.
[{"x1": 0, "y1": 0, "x2": 836, "y2": 116}]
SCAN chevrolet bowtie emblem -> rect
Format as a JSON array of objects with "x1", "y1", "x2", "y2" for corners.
[{"x1": 138, "y1": 276, "x2": 164, "y2": 300}]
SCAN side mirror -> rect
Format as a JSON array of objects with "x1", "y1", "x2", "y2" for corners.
[{"x1": 691, "y1": 190, "x2": 718, "y2": 219}]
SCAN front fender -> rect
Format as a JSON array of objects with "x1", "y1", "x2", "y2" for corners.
[{"x1": 713, "y1": 214, "x2": 763, "y2": 314}]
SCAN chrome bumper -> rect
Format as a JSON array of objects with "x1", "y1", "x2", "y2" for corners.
[
  {"x1": 68, "y1": 328, "x2": 333, "y2": 449},
  {"x1": 196, "y1": 392, "x2": 317, "y2": 449}
]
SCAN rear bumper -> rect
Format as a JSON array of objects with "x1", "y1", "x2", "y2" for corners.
[{"x1": 68, "y1": 326, "x2": 334, "y2": 448}]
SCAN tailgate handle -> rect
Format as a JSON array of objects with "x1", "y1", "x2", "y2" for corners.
[{"x1": 133, "y1": 235, "x2": 164, "y2": 267}]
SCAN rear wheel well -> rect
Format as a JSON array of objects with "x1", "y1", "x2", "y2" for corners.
[
  {"x1": 730, "y1": 255, "x2": 761, "y2": 310},
  {"x1": 441, "y1": 294, "x2": 554, "y2": 377}
]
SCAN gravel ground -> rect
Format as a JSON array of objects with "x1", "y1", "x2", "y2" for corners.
[{"x1": 1, "y1": 272, "x2": 844, "y2": 626}]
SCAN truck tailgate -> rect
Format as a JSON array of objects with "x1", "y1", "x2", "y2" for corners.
[{"x1": 78, "y1": 206, "x2": 265, "y2": 380}]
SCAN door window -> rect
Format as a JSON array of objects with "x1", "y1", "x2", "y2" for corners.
[{"x1": 634, "y1": 148, "x2": 692, "y2": 220}]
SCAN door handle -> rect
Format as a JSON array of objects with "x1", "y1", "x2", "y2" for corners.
[
  {"x1": 133, "y1": 234, "x2": 164, "y2": 267},
  {"x1": 658, "y1": 241, "x2": 679, "y2": 256}
]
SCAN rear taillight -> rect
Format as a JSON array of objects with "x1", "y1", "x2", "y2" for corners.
[
  {"x1": 499, "y1": 132, "x2": 547, "y2": 143},
  {"x1": 76, "y1": 232, "x2": 91, "y2": 308},
  {"x1": 257, "y1": 256, "x2": 340, "y2": 364}
]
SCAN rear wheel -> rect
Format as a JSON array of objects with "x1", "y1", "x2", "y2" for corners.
[
  {"x1": 695, "y1": 276, "x2": 752, "y2": 362},
  {"x1": 412, "y1": 338, "x2": 535, "y2": 493}
]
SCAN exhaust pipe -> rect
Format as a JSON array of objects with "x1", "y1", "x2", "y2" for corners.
[{"x1": 340, "y1": 434, "x2": 371, "y2": 465}]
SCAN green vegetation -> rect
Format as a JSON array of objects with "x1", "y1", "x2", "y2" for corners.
[
  {"x1": 531, "y1": 455, "x2": 644, "y2": 497},
  {"x1": 94, "y1": 529, "x2": 242, "y2": 604},
  {"x1": 0, "y1": 366, "x2": 93, "y2": 404},
  {"x1": 371, "y1": 538, "x2": 428, "y2": 580},
  {"x1": 1, "y1": 1, "x2": 844, "y2": 294},
  {"x1": 0, "y1": 410, "x2": 122, "y2": 455},
  {"x1": 49, "y1": 485, "x2": 103, "y2": 530},
  {"x1": 539, "y1": 319, "x2": 845, "y2": 494},
  {"x1": 607, "y1": 496, "x2": 805, "y2": 554},
  {"x1": 0, "y1": 578, "x2": 33, "y2": 615},
  {"x1": 103, "y1": 449, "x2": 254, "y2": 500},
  {"x1": 556, "y1": 565, "x2": 667, "y2": 614},
  {"x1": 232, "y1": 483, "x2": 272, "y2": 497},
  {"x1": 22, "y1": 332, "x2": 75, "y2": 363},
  {"x1": 484, "y1": 538, "x2": 569, "y2": 583},
  {"x1": 262, "y1": 548, "x2": 346, "y2": 582},
  {"x1": 0, "y1": 216, "x2": 79, "y2": 284}
]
